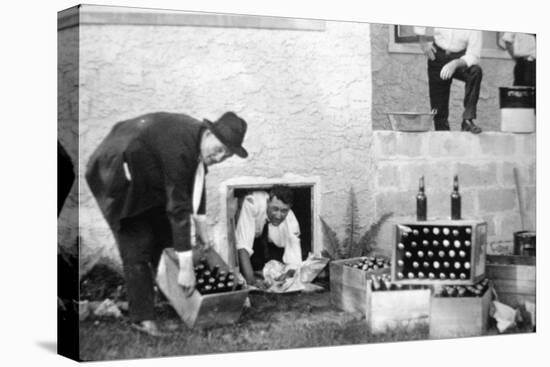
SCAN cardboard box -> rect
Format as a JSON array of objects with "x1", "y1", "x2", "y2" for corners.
[{"x1": 156, "y1": 248, "x2": 249, "y2": 328}]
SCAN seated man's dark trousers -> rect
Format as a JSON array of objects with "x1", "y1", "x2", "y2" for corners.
[
  {"x1": 250, "y1": 222, "x2": 284, "y2": 271},
  {"x1": 114, "y1": 206, "x2": 173, "y2": 323},
  {"x1": 428, "y1": 43, "x2": 483, "y2": 130}
]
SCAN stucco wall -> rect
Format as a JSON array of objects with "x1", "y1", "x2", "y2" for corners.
[
  {"x1": 371, "y1": 23, "x2": 516, "y2": 132},
  {"x1": 58, "y1": 19, "x2": 374, "y2": 273}
]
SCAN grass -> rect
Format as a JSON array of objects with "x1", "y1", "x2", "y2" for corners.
[
  {"x1": 76, "y1": 266, "x2": 534, "y2": 361},
  {"x1": 79, "y1": 291, "x2": 431, "y2": 361}
]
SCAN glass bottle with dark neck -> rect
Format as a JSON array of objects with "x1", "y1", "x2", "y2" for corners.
[
  {"x1": 416, "y1": 176, "x2": 427, "y2": 221},
  {"x1": 451, "y1": 175, "x2": 461, "y2": 220}
]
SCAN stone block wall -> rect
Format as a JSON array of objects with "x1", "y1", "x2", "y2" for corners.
[
  {"x1": 373, "y1": 131, "x2": 536, "y2": 257},
  {"x1": 58, "y1": 11, "x2": 375, "y2": 274}
]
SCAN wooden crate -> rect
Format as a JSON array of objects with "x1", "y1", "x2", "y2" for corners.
[
  {"x1": 429, "y1": 284, "x2": 492, "y2": 339},
  {"x1": 329, "y1": 257, "x2": 389, "y2": 314},
  {"x1": 156, "y1": 248, "x2": 249, "y2": 328},
  {"x1": 392, "y1": 219, "x2": 487, "y2": 285},
  {"x1": 366, "y1": 287, "x2": 431, "y2": 335},
  {"x1": 486, "y1": 255, "x2": 536, "y2": 308}
]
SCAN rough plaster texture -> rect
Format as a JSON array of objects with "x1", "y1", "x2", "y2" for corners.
[
  {"x1": 371, "y1": 23, "x2": 516, "y2": 132},
  {"x1": 58, "y1": 21, "x2": 374, "y2": 274},
  {"x1": 373, "y1": 131, "x2": 536, "y2": 257}
]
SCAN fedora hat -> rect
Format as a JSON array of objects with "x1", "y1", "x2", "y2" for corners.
[{"x1": 204, "y1": 112, "x2": 248, "y2": 158}]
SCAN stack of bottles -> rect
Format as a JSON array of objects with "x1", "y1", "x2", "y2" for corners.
[
  {"x1": 434, "y1": 278, "x2": 490, "y2": 298},
  {"x1": 344, "y1": 256, "x2": 391, "y2": 271},
  {"x1": 194, "y1": 257, "x2": 245, "y2": 295},
  {"x1": 395, "y1": 225, "x2": 473, "y2": 281},
  {"x1": 370, "y1": 273, "x2": 428, "y2": 292}
]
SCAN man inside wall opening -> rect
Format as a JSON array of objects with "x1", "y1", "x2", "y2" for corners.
[
  {"x1": 415, "y1": 26, "x2": 483, "y2": 134},
  {"x1": 85, "y1": 111, "x2": 248, "y2": 337},
  {"x1": 235, "y1": 185, "x2": 303, "y2": 289}
]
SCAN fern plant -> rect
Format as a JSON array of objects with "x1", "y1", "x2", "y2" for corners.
[{"x1": 320, "y1": 187, "x2": 393, "y2": 260}]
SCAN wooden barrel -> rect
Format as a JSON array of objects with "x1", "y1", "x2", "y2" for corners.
[{"x1": 486, "y1": 255, "x2": 535, "y2": 308}]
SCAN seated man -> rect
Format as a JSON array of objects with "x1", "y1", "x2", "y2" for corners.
[
  {"x1": 235, "y1": 185, "x2": 302, "y2": 287},
  {"x1": 415, "y1": 26, "x2": 483, "y2": 134}
]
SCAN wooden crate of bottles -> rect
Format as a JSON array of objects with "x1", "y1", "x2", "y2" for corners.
[
  {"x1": 486, "y1": 255, "x2": 535, "y2": 308},
  {"x1": 329, "y1": 256, "x2": 391, "y2": 314},
  {"x1": 366, "y1": 274, "x2": 431, "y2": 334},
  {"x1": 392, "y1": 219, "x2": 488, "y2": 285},
  {"x1": 156, "y1": 247, "x2": 248, "y2": 328},
  {"x1": 429, "y1": 278, "x2": 492, "y2": 339}
]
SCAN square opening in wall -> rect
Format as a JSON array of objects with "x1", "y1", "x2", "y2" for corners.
[{"x1": 226, "y1": 184, "x2": 314, "y2": 268}]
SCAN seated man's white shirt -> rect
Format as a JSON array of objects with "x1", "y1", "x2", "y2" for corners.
[
  {"x1": 235, "y1": 191, "x2": 302, "y2": 267},
  {"x1": 414, "y1": 26, "x2": 482, "y2": 67}
]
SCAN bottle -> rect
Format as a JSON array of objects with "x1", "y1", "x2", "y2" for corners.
[
  {"x1": 371, "y1": 275, "x2": 381, "y2": 291},
  {"x1": 451, "y1": 175, "x2": 461, "y2": 220},
  {"x1": 382, "y1": 276, "x2": 393, "y2": 291},
  {"x1": 211, "y1": 265, "x2": 220, "y2": 278},
  {"x1": 416, "y1": 176, "x2": 427, "y2": 221},
  {"x1": 236, "y1": 279, "x2": 245, "y2": 290},
  {"x1": 203, "y1": 284, "x2": 213, "y2": 294}
]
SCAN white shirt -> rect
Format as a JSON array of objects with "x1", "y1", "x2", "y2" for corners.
[
  {"x1": 235, "y1": 191, "x2": 302, "y2": 267},
  {"x1": 501, "y1": 32, "x2": 536, "y2": 59},
  {"x1": 414, "y1": 27, "x2": 482, "y2": 67}
]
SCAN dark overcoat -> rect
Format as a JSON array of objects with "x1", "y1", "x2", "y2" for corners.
[{"x1": 85, "y1": 112, "x2": 207, "y2": 252}]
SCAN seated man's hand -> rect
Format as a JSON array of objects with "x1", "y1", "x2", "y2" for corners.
[
  {"x1": 420, "y1": 41, "x2": 436, "y2": 61},
  {"x1": 440, "y1": 59, "x2": 459, "y2": 80}
]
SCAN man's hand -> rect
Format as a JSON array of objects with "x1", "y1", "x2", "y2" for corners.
[
  {"x1": 176, "y1": 251, "x2": 196, "y2": 297},
  {"x1": 194, "y1": 215, "x2": 214, "y2": 250},
  {"x1": 440, "y1": 59, "x2": 467, "y2": 80},
  {"x1": 440, "y1": 60, "x2": 458, "y2": 80},
  {"x1": 252, "y1": 277, "x2": 269, "y2": 290},
  {"x1": 420, "y1": 40, "x2": 436, "y2": 60}
]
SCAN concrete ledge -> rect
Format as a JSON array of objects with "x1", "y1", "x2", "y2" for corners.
[
  {"x1": 58, "y1": 5, "x2": 326, "y2": 31},
  {"x1": 373, "y1": 131, "x2": 536, "y2": 160}
]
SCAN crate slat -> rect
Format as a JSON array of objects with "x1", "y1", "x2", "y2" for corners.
[
  {"x1": 429, "y1": 285, "x2": 491, "y2": 339},
  {"x1": 367, "y1": 288, "x2": 431, "y2": 334},
  {"x1": 330, "y1": 282, "x2": 367, "y2": 314},
  {"x1": 486, "y1": 255, "x2": 536, "y2": 309}
]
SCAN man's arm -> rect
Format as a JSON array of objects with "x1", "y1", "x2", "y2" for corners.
[
  {"x1": 414, "y1": 26, "x2": 436, "y2": 60},
  {"x1": 238, "y1": 248, "x2": 256, "y2": 284},
  {"x1": 440, "y1": 30, "x2": 482, "y2": 80},
  {"x1": 501, "y1": 32, "x2": 516, "y2": 58},
  {"x1": 234, "y1": 196, "x2": 267, "y2": 287},
  {"x1": 282, "y1": 210, "x2": 303, "y2": 268},
  {"x1": 440, "y1": 58, "x2": 467, "y2": 80},
  {"x1": 155, "y1": 134, "x2": 198, "y2": 292}
]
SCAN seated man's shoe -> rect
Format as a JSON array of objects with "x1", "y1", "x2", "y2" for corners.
[
  {"x1": 131, "y1": 320, "x2": 170, "y2": 337},
  {"x1": 461, "y1": 119, "x2": 482, "y2": 134}
]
